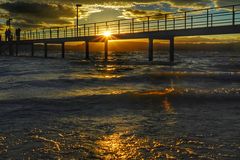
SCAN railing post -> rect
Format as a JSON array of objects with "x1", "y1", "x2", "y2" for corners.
[
  {"x1": 106, "y1": 22, "x2": 108, "y2": 32},
  {"x1": 74, "y1": 27, "x2": 75, "y2": 37},
  {"x1": 50, "y1": 28, "x2": 52, "y2": 39},
  {"x1": 57, "y1": 27, "x2": 59, "y2": 38},
  {"x1": 88, "y1": 27, "x2": 90, "y2": 36},
  {"x1": 233, "y1": 5, "x2": 235, "y2": 25},
  {"x1": 65, "y1": 27, "x2": 68, "y2": 38},
  {"x1": 30, "y1": 30, "x2": 32, "y2": 40},
  {"x1": 211, "y1": 14, "x2": 213, "y2": 27},
  {"x1": 207, "y1": 9, "x2": 209, "y2": 27},
  {"x1": 94, "y1": 23, "x2": 97, "y2": 35},
  {"x1": 132, "y1": 18, "x2": 134, "y2": 33},
  {"x1": 157, "y1": 20, "x2": 160, "y2": 31},
  {"x1": 84, "y1": 24, "x2": 86, "y2": 36},
  {"x1": 147, "y1": 16, "x2": 150, "y2": 32},
  {"x1": 130, "y1": 22, "x2": 132, "y2": 33},
  {"x1": 165, "y1": 14, "x2": 167, "y2": 30},
  {"x1": 118, "y1": 20, "x2": 120, "y2": 34},
  {"x1": 71, "y1": 28, "x2": 73, "y2": 37},
  {"x1": 184, "y1": 12, "x2": 187, "y2": 29},
  {"x1": 43, "y1": 29, "x2": 45, "y2": 39},
  {"x1": 191, "y1": 16, "x2": 193, "y2": 28},
  {"x1": 36, "y1": 29, "x2": 38, "y2": 39},
  {"x1": 143, "y1": 21, "x2": 145, "y2": 32},
  {"x1": 173, "y1": 18, "x2": 175, "y2": 30}
]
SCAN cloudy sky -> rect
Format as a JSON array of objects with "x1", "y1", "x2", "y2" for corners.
[{"x1": 0, "y1": 0, "x2": 239, "y2": 42}]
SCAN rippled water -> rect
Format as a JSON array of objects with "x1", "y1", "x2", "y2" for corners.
[{"x1": 0, "y1": 50, "x2": 240, "y2": 159}]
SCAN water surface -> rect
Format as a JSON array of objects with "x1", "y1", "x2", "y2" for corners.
[{"x1": 0, "y1": 51, "x2": 239, "y2": 159}]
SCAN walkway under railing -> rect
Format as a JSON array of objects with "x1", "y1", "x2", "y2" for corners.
[{"x1": 18, "y1": 4, "x2": 240, "y2": 41}]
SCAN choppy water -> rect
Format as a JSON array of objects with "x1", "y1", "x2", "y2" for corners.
[{"x1": 0, "y1": 50, "x2": 240, "y2": 159}]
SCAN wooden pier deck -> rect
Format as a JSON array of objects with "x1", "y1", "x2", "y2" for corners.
[{"x1": 1, "y1": 4, "x2": 240, "y2": 63}]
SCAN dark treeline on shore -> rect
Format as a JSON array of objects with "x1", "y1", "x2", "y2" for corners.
[
  {"x1": 35, "y1": 42, "x2": 240, "y2": 52},
  {"x1": 1, "y1": 42, "x2": 239, "y2": 56}
]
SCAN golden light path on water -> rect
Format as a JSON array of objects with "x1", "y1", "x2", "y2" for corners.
[
  {"x1": 91, "y1": 88, "x2": 179, "y2": 159},
  {"x1": 47, "y1": 63, "x2": 180, "y2": 158},
  {"x1": 53, "y1": 78, "x2": 184, "y2": 159}
]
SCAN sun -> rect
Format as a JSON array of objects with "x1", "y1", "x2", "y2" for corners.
[{"x1": 103, "y1": 31, "x2": 112, "y2": 37}]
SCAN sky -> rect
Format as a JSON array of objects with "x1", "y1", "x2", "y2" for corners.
[{"x1": 0, "y1": 0, "x2": 239, "y2": 43}]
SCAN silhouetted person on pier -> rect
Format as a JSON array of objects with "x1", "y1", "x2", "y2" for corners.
[
  {"x1": 15, "y1": 28, "x2": 21, "y2": 41},
  {"x1": 5, "y1": 29, "x2": 11, "y2": 41},
  {"x1": 5, "y1": 29, "x2": 8, "y2": 41}
]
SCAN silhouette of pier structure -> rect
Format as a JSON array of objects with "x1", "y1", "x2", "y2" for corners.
[{"x1": 0, "y1": 4, "x2": 240, "y2": 63}]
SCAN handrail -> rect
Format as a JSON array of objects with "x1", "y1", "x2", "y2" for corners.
[{"x1": 13, "y1": 3, "x2": 240, "y2": 41}]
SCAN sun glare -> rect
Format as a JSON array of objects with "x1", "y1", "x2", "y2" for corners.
[{"x1": 103, "y1": 31, "x2": 112, "y2": 37}]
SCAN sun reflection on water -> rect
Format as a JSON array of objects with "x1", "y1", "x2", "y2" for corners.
[
  {"x1": 95, "y1": 132, "x2": 201, "y2": 159},
  {"x1": 162, "y1": 97, "x2": 175, "y2": 114},
  {"x1": 138, "y1": 88, "x2": 175, "y2": 96},
  {"x1": 95, "y1": 132, "x2": 151, "y2": 159}
]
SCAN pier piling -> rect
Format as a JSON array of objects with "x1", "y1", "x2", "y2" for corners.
[
  {"x1": 62, "y1": 42, "x2": 65, "y2": 58},
  {"x1": 9, "y1": 43, "x2": 13, "y2": 56},
  {"x1": 85, "y1": 41, "x2": 89, "y2": 60},
  {"x1": 105, "y1": 39, "x2": 108, "y2": 61},
  {"x1": 31, "y1": 43, "x2": 34, "y2": 57},
  {"x1": 148, "y1": 38, "x2": 153, "y2": 61},
  {"x1": 15, "y1": 44, "x2": 19, "y2": 56},
  {"x1": 169, "y1": 37, "x2": 175, "y2": 63},
  {"x1": 44, "y1": 43, "x2": 48, "y2": 58}
]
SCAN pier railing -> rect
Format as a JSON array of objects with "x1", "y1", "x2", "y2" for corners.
[{"x1": 20, "y1": 4, "x2": 240, "y2": 41}]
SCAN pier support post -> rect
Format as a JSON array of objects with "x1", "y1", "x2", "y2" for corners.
[
  {"x1": 31, "y1": 43, "x2": 34, "y2": 57},
  {"x1": 15, "y1": 43, "x2": 19, "y2": 56},
  {"x1": 148, "y1": 38, "x2": 153, "y2": 61},
  {"x1": 61, "y1": 42, "x2": 65, "y2": 58},
  {"x1": 9, "y1": 43, "x2": 13, "y2": 56},
  {"x1": 169, "y1": 37, "x2": 175, "y2": 63},
  {"x1": 104, "y1": 39, "x2": 108, "y2": 61},
  {"x1": 85, "y1": 41, "x2": 89, "y2": 60},
  {"x1": 44, "y1": 43, "x2": 48, "y2": 58}
]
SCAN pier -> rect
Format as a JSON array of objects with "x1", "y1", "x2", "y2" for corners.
[{"x1": 0, "y1": 4, "x2": 240, "y2": 63}]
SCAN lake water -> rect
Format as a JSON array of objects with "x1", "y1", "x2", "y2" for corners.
[{"x1": 0, "y1": 50, "x2": 240, "y2": 159}]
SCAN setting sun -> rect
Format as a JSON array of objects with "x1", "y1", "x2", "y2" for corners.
[{"x1": 103, "y1": 31, "x2": 112, "y2": 37}]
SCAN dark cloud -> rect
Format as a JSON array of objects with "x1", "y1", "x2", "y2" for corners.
[
  {"x1": 169, "y1": 0, "x2": 212, "y2": 7},
  {"x1": 122, "y1": 8, "x2": 165, "y2": 20},
  {"x1": 216, "y1": 0, "x2": 240, "y2": 6},
  {"x1": 0, "y1": 2, "x2": 74, "y2": 18},
  {"x1": 0, "y1": 2, "x2": 75, "y2": 28},
  {"x1": 19, "y1": 0, "x2": 213, "y2": 7}
]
